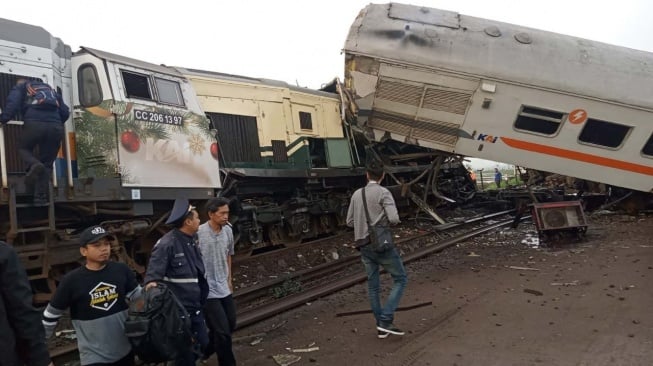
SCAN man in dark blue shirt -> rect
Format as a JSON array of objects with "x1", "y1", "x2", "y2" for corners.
[
  {"x1": 0, "y1": 79, "x2": 69, "y2": 205},
  {"x1": 144, "y1": 198, "x2": 209, "y2": 366}
]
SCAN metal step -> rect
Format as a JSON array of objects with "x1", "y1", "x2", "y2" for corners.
[
  {"x1": 15, "y1": 202, "x2": 50, "y2": 208},
  {"x1": 15, "y1": 226, "x2": 51, "y2": 234}
]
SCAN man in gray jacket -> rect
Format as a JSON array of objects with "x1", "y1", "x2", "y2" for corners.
[{"x1": 346, "y1": 161, "x2": 407, "y2": 339}]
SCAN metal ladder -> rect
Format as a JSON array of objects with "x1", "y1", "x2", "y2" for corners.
[{"x1": 7, "y1": 182, "x2": 55, "y2": 281}]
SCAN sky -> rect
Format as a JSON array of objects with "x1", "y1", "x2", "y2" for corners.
[
  {"x1": 4, "y1": 0, "x2": 652, "y2": 170},
  {"x1": 3, "y1": 0, "x2": 653, "y2": 90}
]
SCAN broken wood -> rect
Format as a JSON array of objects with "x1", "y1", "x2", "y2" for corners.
[
  {"x1": 335, "y1": 301, "x2": 432, "y2": 317},
  {"x1": 508, "y1": 266, "x2": 540, "y2": 271},
  {"x1": 524, "y1": 289, "x2": 544, "y2": 296}
]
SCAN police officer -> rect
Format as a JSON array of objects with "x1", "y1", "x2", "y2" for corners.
[{"x1": 144, "y1": 198, "x2": 209, "y2": 366}]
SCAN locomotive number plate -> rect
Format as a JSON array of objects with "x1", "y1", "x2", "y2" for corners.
[{"x1": 134, "y1": 109, "x2": 183, "y2": 126}]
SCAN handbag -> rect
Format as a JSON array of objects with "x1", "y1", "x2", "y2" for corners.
[{"x1": 360, "y1": 187, "x2": 394, "y2": 253}]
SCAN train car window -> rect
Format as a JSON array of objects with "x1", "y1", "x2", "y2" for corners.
[
  {"x1": 642, "y1": 134, "x2": 653, "y2": 157},
  {"x1": 299, "y1": 111, "x2": 313, "y2": 130},
  {"x1": 578, "y1": 118, "x2": 631, "y2": 149},
  {"x1": 78, "y1": 64, "x2": 103, "y2": 107},
  {"x1": 154, "y1": 77, "x2": 184, "y2": 106},
  {"x1": 514, "y1": 106, "x2": 564, "y2": 135},
  {"x1": 121, "y1": 70, "x2": 152, "y2": 100}
]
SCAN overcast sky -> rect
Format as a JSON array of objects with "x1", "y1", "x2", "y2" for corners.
[{"x1": 3, "y1": 0, "x2": 653, "y2": 90}]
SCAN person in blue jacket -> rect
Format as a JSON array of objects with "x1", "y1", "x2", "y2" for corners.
[
  {"x1": 0, "y1": 79, "x2": 69, "y2": 205},
  {"x1": 144, "y1": 198, "x2": 209, "y2": 366},
  {"x1": 494, "y1": 168, "x2": 503, "y2": 188}
]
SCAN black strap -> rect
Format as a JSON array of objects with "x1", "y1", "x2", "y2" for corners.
[{"x1": 361, "y1": 187, "x2": 373, "y2": 228}]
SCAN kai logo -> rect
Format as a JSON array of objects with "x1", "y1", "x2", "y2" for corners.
[
  {"x1": 145, "y1": 138, "x2": 194, "y2": 163},
  {"x1": 477, "y1": 133, "x2": 498, "y2": 143},
  {"x1": 89, "y1": 282, "x2": 119, "y2": 311}
]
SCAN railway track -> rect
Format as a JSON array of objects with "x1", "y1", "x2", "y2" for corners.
[{"x1": 233, "y1": 209, "x2": 520, "y2": 328}]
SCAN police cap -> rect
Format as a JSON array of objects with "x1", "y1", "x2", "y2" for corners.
[{"x1": 165, "y1": 198, "x2": 195, "y2": 225}]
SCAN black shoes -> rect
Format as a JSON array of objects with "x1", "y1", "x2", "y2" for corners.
[
  {"x1": 25, "y1": 163, "x2": 45, "y2": 185},
  {"x1": 377, "y1": 330, "x2": 389, "y2": 339},
  {"x1": 377, "y1": 322, "x2": 405, "y2": 336}
]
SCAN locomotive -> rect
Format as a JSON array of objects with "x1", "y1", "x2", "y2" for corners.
[{"x1": 0, "y1": 16, "x2": 473, "y2": 297}]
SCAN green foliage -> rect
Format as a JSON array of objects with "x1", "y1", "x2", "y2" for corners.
[
  {"x1": 270, "y1": 278, "x2": 302, "y2": 299},
  {"x1": 75, "y1": 100, "x2": 119, "y2": 178}
]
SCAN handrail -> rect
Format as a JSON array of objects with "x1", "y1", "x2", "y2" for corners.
[{"x1": 0, "y1": 120, "x2": 24, "y2": 188}]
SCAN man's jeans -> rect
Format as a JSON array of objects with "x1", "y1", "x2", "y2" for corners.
[{"x1": 360, "y1": 246, "x2": 407, "y2": 324}]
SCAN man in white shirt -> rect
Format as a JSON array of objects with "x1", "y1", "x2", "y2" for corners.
[{"x1": 198, "y1": 197, "x2": 237, "y2": 366}]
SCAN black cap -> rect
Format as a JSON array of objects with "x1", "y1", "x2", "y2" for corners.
[
  {"x1": 165, "y1": 198, "x2": 194, "y2": 225},
  {"x1": 79, "y1": 225, "x2": 113, "y2": 246}
]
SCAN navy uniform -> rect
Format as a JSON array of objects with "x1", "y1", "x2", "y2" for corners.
[
  {"x1": 0, "y1": 79, "x2": 70, "y2": 205},
  {"x1": 144, "y1": 198, "x2": 209, "y2": 365}
]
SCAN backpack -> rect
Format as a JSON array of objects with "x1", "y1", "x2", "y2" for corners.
[
  {"x1": 25, "y1": 81, "x2": 60, "y2": 109},
  {"x1": 124, "y1": 283, "x2": 193, "y2": 363}
]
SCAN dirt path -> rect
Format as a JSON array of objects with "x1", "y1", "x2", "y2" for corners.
[{"x1": 224, "y1": 215, "x2": 653, "y2": 366}]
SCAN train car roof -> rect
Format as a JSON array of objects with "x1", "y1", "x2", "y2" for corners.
[
  {"x1": 176, "y1": 66, "x2": 339, "y2": 99},
  {"x1": 77, "y1": 46, "x2": 184, "y2": 78},
  {"x1": 0, "y1": 18, "x2": 71, "y2": 58},
  {"x1": 345, "y1": 3, "x2": 653, "y2": 110}
]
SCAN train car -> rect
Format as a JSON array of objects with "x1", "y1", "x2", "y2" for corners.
[
  {"x1": 0, "y1": 18, "x2": 219, "y2": 296},
  {"x1": 344, "y1": 3, "x2": 653, "y2": 193}
]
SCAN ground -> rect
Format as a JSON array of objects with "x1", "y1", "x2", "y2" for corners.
[{"x1": 223, "y1": 213, "x2": 653, "y2": 366}]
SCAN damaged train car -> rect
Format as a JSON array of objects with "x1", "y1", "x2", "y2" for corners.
[{"x1": 344, "y1": 3, "x2": 653, "y2": 194}]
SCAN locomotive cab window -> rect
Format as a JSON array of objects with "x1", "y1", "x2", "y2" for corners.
[
  {"x1": 78, "y1": 64, "x2": 102, "y2": 107},
  {"x1": 514, "y1": 106, "x2": 564, "y2": 135},
  {"x1": 299, "y1": 111, "x2": 313, "y2": 130},
  {"x1": 642, "y1": 133, "x2": 653, "y2": 157},
  {"x1": 578, "y1": 118, "x2": 631, "y2": 149},
  {"x1": 122, "y1": 70, "x2": 152, "y2": 100},
  {"x1": 154, "y1": 77, "x2": 184, "y2": 106}
]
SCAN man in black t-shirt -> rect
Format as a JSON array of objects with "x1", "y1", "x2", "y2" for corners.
[{"x1": 42, "y1": 226, "x2": 141, "y2": 366}]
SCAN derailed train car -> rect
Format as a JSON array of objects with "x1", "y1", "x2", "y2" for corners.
[{"x1": 344, "y1": 3, "x2": 653, "y2": 194}]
